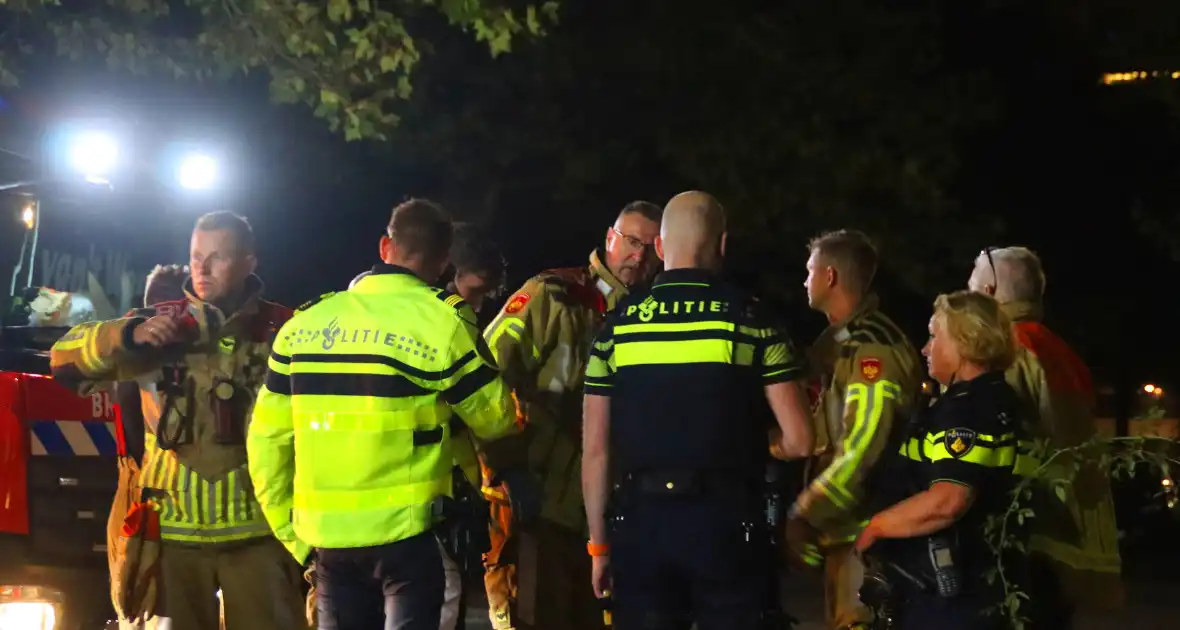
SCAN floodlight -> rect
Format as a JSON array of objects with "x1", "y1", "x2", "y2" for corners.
[
  {"x1": 177, "y1": 153, "x2": 218, "y2": 190},
  {"x1": 67, "y1": 131, "x2": 119, "y2": 180}
]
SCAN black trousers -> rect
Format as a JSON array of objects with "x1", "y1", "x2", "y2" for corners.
[
  {"x1": 316, "y1": 532, "x2": 445, "y2": 630},
  {"x1": 896, "y1": 591, "x2": 1005, "y2": 630},
  {"x1": 612, "y1": 498, "x2": 768, "y2": 630}
]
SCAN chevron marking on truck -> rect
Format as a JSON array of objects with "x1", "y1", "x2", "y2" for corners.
[{"x1": 29, "y1": 420, "x2": 119, "y2": 456}]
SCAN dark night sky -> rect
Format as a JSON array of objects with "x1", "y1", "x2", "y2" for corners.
[{"x1": 4, "y1": 0, "x2": 1180, "y2": 393}]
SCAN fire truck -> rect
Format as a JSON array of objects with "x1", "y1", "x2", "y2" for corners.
[
  {"x1": 0, "y1": 323, "x2": 122, "y2": 630},
  {"x1": 0, "y1": 187, "x2": 184, "y2": 629}
]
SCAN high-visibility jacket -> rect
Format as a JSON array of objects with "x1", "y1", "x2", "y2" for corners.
[
  {"x1": 247, "y1": 264, "x2": 515, "y2": 558},
  {"x1": 1002, "y1": 301, "x2": 1124, "y2": 611},
  {"x1": 50, "y1": 275, "x2": 290, "y2": 546}
]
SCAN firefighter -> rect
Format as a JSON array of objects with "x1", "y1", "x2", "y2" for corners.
[
  {"x1": 108, "y1": 265, "x2": 188, "y2": 630},
  {"x1": 786, "y1": 229, "x2": 923, "y2": 630},
  {"x1": 854, "y1": 291, "x2": 1034, "y2": 630},
  {"x1": 247, "y1": 199, "x2": 516, "y2": 630},
  {"x1": 969, "y1": 246, "x2": 1123, "y2": 624},
  {"x1": 441, "y1": 223, "x2": 508, "y2": 630},
  {"x1": 481, "y1": 200, "x2": 662, "y2": 630},
  {"x1": 582, "y1": 191, "x2": 815, "y2": 629},
  {"x1": 50, "y1": 212, "x2": 304, "y2": 630}
]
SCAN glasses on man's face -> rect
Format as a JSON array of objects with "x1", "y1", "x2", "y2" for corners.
[{"x1": 612, "y1": 227, "x2": 656, "y2": 254}]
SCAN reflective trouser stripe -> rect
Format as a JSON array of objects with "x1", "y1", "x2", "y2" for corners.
[{"x1": 158, "y1": 519, "x2": 273, "y2": 543}]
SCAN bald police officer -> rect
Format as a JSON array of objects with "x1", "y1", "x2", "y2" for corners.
[{"x1": 582, "y1": 191, "x2": 814, "y2": 629}]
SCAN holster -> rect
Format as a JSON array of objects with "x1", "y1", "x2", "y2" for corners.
[{"x1": 113, "y1": 497, "x2": 164, "y2": 622}]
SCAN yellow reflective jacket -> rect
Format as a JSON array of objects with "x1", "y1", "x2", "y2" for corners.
[
  {"x1": 481, "y1": 249, "x2": 628, "y2": 532},
  {"x1": 247, "y1": 265, "x2": 515, "y2": 558},
  {"x1": 1002, "y1": 301, "x2": 1124, "y2": 611},
  {"x1": 795, "y1": 294, "x2": 924, "y2": 540}
]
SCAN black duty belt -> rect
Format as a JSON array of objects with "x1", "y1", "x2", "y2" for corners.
[{"x1": 624, "y1": 470, "x2": 759, "y2": 498}]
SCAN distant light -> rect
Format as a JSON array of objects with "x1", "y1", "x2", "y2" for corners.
[
  {"x1": 1163, "y1": 477, "x2": 1174, "y2": 488},
  {"x1": 1102, "y1": 70, "x2": 1180, "y2": 85},
  {"x1": 177, "y1": 153, "x2": 218, "y2": 190},
  {"x1": 1143, "y1": 383, "x2": 1160, "y2": 395},
  {"x1": 20, "y1": 205, "x2": 34, "y2": 230},
  {"x1": 67, "y1": 132, "x2": 119, "y2": 179}
]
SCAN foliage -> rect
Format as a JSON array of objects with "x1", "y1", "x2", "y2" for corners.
[
  {"x1": 0, "y1": 0, "x2": 557, "y2": 140},
  {"x1": 983, "y1": 431, "x2": 1180, "y2": 629}
]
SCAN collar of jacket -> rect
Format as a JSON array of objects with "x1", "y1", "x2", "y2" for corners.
[
  {"x1": 653, "y1": 268, "x2": 715, "y2": 286},
  {"x1": 352, "y1": 263, "x2": 430, "y2": 292},
  {"x1": 589, "y1": 248, "x2": 629, "y2": 310},
  {"x1": 1000, "y1": 300, "x2": 1042, "y2": 323},
  {"x1": 183, "y1": 273, "x2": 265, "y2": 320},
  {"x1": 824, "y1": 292, "x2": 881, "y2": 342}
]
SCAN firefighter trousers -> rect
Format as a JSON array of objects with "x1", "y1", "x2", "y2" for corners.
[
  {"x1": 158, "y1": 536, "x2": 305, "y2": 630},
  {"x1": 484, "y1": 501, "x2": 602, "y2": 630},
  {"x1": 823, "y1": 543, "x2": 873, "y2": 630}
]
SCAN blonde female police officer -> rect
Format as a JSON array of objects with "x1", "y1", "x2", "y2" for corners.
[{"x1": 854, "y1": 291, "x2": 1036, "y2": 630}]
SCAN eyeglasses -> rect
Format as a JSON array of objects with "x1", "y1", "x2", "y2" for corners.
[
  {"x1": 981, "y1": 246, "x2": 998, "y2": 283},
  {"x1": 612, "y1": 227, "x2": 656, "y2": 253}
]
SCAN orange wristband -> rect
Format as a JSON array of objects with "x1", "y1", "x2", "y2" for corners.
[{"x1": 587, "y1": 542, "x2": 610, "y2": 557}]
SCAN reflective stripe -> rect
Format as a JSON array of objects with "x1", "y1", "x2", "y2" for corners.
[
  {"x1": 812, "y1": 380, "x2": 899, "y2": 507},
  {"x1": 898, "y1": 433, "x2": 1041, "y2": 476},
  {"x1": 295, "y1": 476, "x2": 451, "y2": 512},
  {"x1": 29, "y1": 420, "x2": 118, "y2": 456},
  {"x1": 140, "y1": 432, "x2": 270, "y2": 543}
]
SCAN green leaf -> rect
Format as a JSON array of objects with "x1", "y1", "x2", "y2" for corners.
[{"x1": 1054, "y1": 484, "x2": 1067, "y2": 503}]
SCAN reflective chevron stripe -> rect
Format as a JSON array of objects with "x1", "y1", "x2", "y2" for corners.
[{"x1": 29, "y1": 420, "x2": 119, "y2": 456}]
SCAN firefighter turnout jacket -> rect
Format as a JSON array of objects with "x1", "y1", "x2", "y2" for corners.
[
  {"x1": 50, "y1": 275, "x2": 291, "y2": 547},
  {"x1": 246, "y1": 264, "x2": 515, "y2": 560},
  {"x1": 1002, "y1": 301, "x2": 1124, "y2": 610},
  {"x1": 481, "y1": 249, "x2": 629, "y2": 532},
  {"x1": 796, "y1": 294, "x2": 924, "y2": 540}
]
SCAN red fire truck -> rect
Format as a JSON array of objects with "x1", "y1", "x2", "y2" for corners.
[{"x1": 0, "y1": 323, "x2": 123, "y2": 630}]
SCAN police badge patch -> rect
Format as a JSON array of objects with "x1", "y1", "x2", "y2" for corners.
[{"x1": 944, "y1": 428, "x2": 976, "y2": 458}]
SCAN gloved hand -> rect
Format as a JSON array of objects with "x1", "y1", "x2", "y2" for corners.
[
  {"x1": 498, "y1": 469, "x2": 543, "y2": 526},
  {"x1": 783, "y1": 514, "x2": 823, "y2": 569}
]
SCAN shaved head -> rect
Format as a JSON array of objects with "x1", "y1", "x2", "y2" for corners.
[{"x1": 657, "y1": 191, "x2": 727, "y2": 270}]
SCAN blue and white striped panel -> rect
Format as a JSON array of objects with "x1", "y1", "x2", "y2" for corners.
[{"x1": 29, "y1": 420, "x2": 119, "y2": 456}]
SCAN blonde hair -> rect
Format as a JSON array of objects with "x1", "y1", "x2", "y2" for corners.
[{"x1": 933, "y1": 290, "x2": 1016, "y2": 372}]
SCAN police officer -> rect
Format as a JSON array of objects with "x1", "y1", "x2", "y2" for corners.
[
  {"x1": 581, "y1": 191, "x2": 815, "y2": 629},
  {"x1": 247, "y1": 199, "x2": 517, "y2": 630},
  {"x1": 853, "y1": 291, "x2": 1035, "y2": 630},
  {"x1": 787, "y1": 229, "x2": 924, "y2": 630},
  {"x1": 51, "y1": 212, "x2": 304, "y2": 630}
]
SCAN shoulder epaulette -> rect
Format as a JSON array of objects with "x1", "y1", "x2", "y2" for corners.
[
  {"x1": 297, "y1": 292, "x2": 336, "y2": 314},
  {"x1": 434, "y1": 288, "x2": 469, "y2": 312}
]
